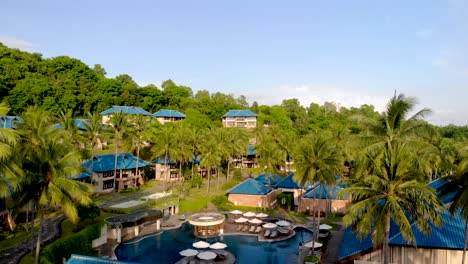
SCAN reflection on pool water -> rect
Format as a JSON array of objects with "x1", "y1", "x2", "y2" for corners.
[{"x1": 116, "y1": 222, "x2": 313, "y2": 264}]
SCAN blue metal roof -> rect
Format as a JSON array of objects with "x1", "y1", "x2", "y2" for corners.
[
  {"x1": 99, "y1": 106, "x2": 152, "y2": 116},
  {"x1": 338, "y1": 180, "x2": 467, "y2": 261},
  {"x1": 222, "y1": 110, "x2": 258, "y2": 118},
  {"x1": 255, "y1": 173, "x2": 283, "y2": 186},
  {"x1": 275, "y1": 173, "x2": 311, "y2": 189},
  {"x1": 227, "y1": 178, "x2": 272, "y2": 195},
  {"x1": 428, "y1": 178, "x2": 460, "y2": 204},
  {"x1": 247, "y1": 145, "x2": 256, "y2": 156},
  {"x1": 67, "y1": 254, "x2": 138, "y2": 264},
  {"x1": 303, "y1": 183, "x2": 349, "y2": 200},
  {"x1": 390, "y1": 209, "x2": 467, "y2": 249},
  {"x1": 0, "y1": 116, "x2": 23, "y2": 129},
  {"x1": 152, "y1": 109, "x2": 186, "y2": 118},
  {"x1": 151, "y1": 157, "x2": 176, "y2": 165},
  {"x1": 81, "y1": 153, "x2": 151, "y2": 173}
]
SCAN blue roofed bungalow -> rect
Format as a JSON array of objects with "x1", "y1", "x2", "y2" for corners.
[
  {"x1": 80, "y1": 153, "x2": 151, "y2": 193},
  {"x1": 153, "y1": 109, "x2": 186, "y2": 124},
  {"x1": 222, "y1": 109, "x2": 257, "y2": 128},
  {"x1": 299, "y1": 183, "x2": 351, "y2": 214},
  {"x1": 275, "y1": 173, "x2": 312, "y2": 209},
  {"x1": 151, "y1": 157, "x2": 180, "y2": 181},
  {"x1": 99, "y1": 106, "x2": 152, "y2": 124},
  {"x1": 227, "y1": 179, "x2": 280, "y2": 208},
  {"x1": 338, "y1": 179, "x2": 466, "y2": 264}
]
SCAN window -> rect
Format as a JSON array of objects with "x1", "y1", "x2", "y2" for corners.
[
  {"x1": 103, "y1": 180, "x2": 114, "y2": 189},
  {"x1": 103, "y1": 171, "x2": 114, "y2": 178}
]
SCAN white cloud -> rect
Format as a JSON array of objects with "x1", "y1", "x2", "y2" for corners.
[{"x1": 0, "y1": 36, "x2": 34, "y2": 51}]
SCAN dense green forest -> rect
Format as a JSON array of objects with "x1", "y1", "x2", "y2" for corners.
[{"x1": 1, "y1": 42, "x2": 467, "y2": 138}]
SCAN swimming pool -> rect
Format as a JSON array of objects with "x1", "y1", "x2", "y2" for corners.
[{"x1": 115, "y1": 223, "x2": 313, "y2": 264}]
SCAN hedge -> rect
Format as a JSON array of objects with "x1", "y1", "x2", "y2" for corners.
[{"x1": 40, "y1": 222, "x2": 104, "y2": 264}]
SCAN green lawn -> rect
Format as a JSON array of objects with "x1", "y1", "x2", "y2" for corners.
[{"x1": 0, "y1": 228, "x2": 35, "y2": 252}]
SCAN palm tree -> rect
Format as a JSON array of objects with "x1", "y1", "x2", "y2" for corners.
[
  {"x1": 294, "y1": 134, "x2": 343, "y2": 239},
  {"x1": 256, "y1": 133, "x2": 283, "y2": 175},
  {"x1": 199, "y1": 130, "x2": 223, "y2": 193},
  {"x1": 274, "y1": 127, "x2": 297, "y2": 174},
  {"x1": 223, "y1": 128, "x2": 248, "y2": 180},
  {"x1": 81, "y1": 112, "x2": 105, "y2": 184},
  {"x1": 442, "y1": 141, "x2": 468, "y2": 264},
  {"x1": 109, "y1": 112, "x2": 128, "y2": 190},
  {"x1": 0, "y1": 103, "x2": 21, "y2": 198},
  {"x1": 57, "y1": 110, "x2": 84, "y2": 147},
  {"x1": 151, "y1": 125, "x2": 176, "y2": 181},
  {"x1": 125, "y1": 115, "x2": 153, "y2": 183},
  {"x1": 15, "y1": 107, "x2": 93, "y2": 264},
  {"x1": 172, "y1": 124, "x2": 195, "y2": 181},
  {"x1": 341, "y1": 93, "x2": 444, "y2": 264}
]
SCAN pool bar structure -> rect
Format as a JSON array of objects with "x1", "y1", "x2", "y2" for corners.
[
  {"x1": 187, "y1": 212, "x2": 226, "y2": 237},
  {"x1": 105, "y1": 209, "x2": 163, "y2": 242}
]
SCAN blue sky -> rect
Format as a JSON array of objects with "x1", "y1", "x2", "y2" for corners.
[{"x1": 1, "y1": 0, "x2": 468, "y2": 125}]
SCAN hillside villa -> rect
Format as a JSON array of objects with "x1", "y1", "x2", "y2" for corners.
[
  {"x1": 99, "y1": 106, "x2": 153, "y2": 124},
  {"x1": 299, "y1": 183, "x2": 351, "y2": 214},
  {"x1": 78, "y1": 153, "x2": 151, "y2": 193},
  {"x1": 152, "y1": 109, "x2": 186, "y2": 124},
  {"x1": 227, "y1": 178, "x2": 280, "y2": 208},
  {"x1": 222, "y1": 110, "x2": 257, "y2": 128}
]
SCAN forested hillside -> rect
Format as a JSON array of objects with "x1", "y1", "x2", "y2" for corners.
[{"x1": 1, "y1": 43, "x2": 467, "y2": 137}]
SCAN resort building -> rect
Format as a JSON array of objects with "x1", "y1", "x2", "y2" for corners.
[
  {"x1": 222, "y1": 110, "x2": 258, "y2": 128},
  {"x1": 188, "y1": 212, "x2": 226, "y2": 237},
  {"x1": 0, "y1": 115, "x2": 22, "y2": 129},
  {"x1": 339, "y1": 209, "x2": 468, "y2": 264},
  {"x1": 79, "y1": 153, "x2": 150, "y2": 193},
  {"x1": 153, "y1": 109, "x2": 186, "y2": 124},
  {"x1": 99, "y1": 106, "x2": 152, "y2": 124},
  {"x1": 226, "y1": 178, "x2": 280, "y2": 208},
  {"x1": 338, "y1": 178, "x2": 464, "y2": 264},
  {"x1": 299, "y1": 183, "x2": 351, "y2": 214},
  {"x1": 152, "y1": 158, "x2": 180, "y2": 181},
  {"x1": 275, "y1": 173, "x2": 311, "y2": 210},
  {"x1": 232, "y1": 145, "x2": 259, "y2": 168}
]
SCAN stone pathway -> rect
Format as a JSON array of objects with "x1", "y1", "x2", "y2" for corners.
[
  {"x1": 0, "y1": 215, "x2": 65, "y2": 264},
  {"x1": 321, "y1": 222, "x2": 344, "y2": 264}
]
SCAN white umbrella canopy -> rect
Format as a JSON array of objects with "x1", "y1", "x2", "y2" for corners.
[
  {"x1": 319, "y1": 224, "x2": 332, "y2": 230},
  {"x1": 179, "y1": 249, "x2": 199, "y2": 256},
  {"x1": 249, "y1": 218, "x2": 263, "y2": 225},
  {"x1": 197, "y1": 251, "x2": 217, "y2": 260},
  {"x1": 210, "y1": 242, "x2": 227, "y2": 249},
  {"x1": 230, "y1": 210, "x2": 243, "y2": 215},
  {"x1": 192, "y1": 241, "x2": 211, "y2": 248},
  {"x1": 243, "y1": 211, "x2": 256, "y2": 217},
  {"x1": 262, "y1": 223, "x2": 278, "y2": 229},
  {"x1": 276, "y1": 220, "x2": 291, "y2": 227},
  {"x1": 255, "y1": 213, "x2": 268, "y2": 218},
  {"x1": 235, "y1": 217, "x2": 249, "y2": 223},
  {"x1": 303, "y1": 241, "x2": 323, "y2": 248}
]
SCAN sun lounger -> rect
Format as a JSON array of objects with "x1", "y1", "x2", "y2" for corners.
[
  {"x1": 255, "y1": 226, "x2": 261, "y2": 233},
  {"x1": 236, "y1": 225, "x2": 243, "y2": 232},
  {"x1": 242, "y1": 225, "x2": 249, "y2": 232},
  {"x1": 249, "y1": 226, "x2": 256, "y2": 232},
  {"x1": 264, "y1": 230, "x2": 271, "y2": 237},
  {"x1": 270, "y1": 230, "x2": 278, "y2": 238}
]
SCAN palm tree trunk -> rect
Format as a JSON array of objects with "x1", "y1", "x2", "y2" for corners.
[
  {"x1": 216, "y1": 167, "x2": 220, "y2": 189},
  {"x1": 227, "y1": 156, "x2": 231, "y2": 181},
  {"x1": 114, "y1": 135, "x2": 118, "y2": 191},
  {"x1": 30, "y1": 202, "x2": 35, "y2": 254},
  {"x1": 207, "y1": 167, "x2": 211, "y2": 193},
  {"x1": 34, "y1": 209, "x2": 44, "y2": 264},
  {"x1": 191, "y1": 162, "x2": 195, "y2": 180},
  {"x1": 463, "y1": 219, "x2": 468, "y2": 264},
  {"x1": 383, "y1": 212, "x2": 391, "y2": 264},
  {"x1": 312, "y1": 187, "x2": 317, "y2": 240},
  {"x1": 135, "y1": 145, "x2": 140, "y2": 186},
  {"x1": 179, "y1": 162, "x2": 182, "y2": 182}
]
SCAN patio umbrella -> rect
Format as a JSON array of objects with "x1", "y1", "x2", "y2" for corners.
[
  {"x1": 210, "y1": 242, "x2": 227, "y2": 249},
  {"x1": 262, "y1": 222, "x2": 278, "y2": 229},
  {"x1": 276, "y1": 220, "x2": 291, "y2": 227},
  {"x1": 197, "y1": 251, "x2": 217, "y2": 260},
  {"x1": 179, "y1": 249, "x2": 199, "y2": 257},
  {"x1": 319, "y1": 224, "x2": 332, "y2": 230},
  {"x1": 243, "y1": 211, "x2": 256, "y2": 217},
  {"x1": 249, "y1": 218, "x2": 263, "y2": 225},
  {"x1": 230, "y1": 210, "x2": 243, "y2": 215},
  {"x1": 235, "y1": 217, "x2": 249, "y2": 223},
  {"x1": 192, "y1": 241, "x2": 211, "y2": 249},
  {"x1": 255, "y1": 213, "x2": 268, "y2": 218},
  {"x1": 303, "y1": 241, "x2": 323, "y2": 248}
]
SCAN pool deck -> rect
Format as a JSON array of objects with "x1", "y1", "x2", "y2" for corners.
[{"x1": 174, "y1": 250, "x2": 235, "y2": 264}]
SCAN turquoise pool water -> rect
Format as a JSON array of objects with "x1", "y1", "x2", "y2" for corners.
[{"x1": 115, "y1": 223, "x2": 313, "y2": 264}]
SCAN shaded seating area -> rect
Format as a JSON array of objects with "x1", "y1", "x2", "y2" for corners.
[{"x1": 175, "y1": 250, "x2": 236, "y2": 264}]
